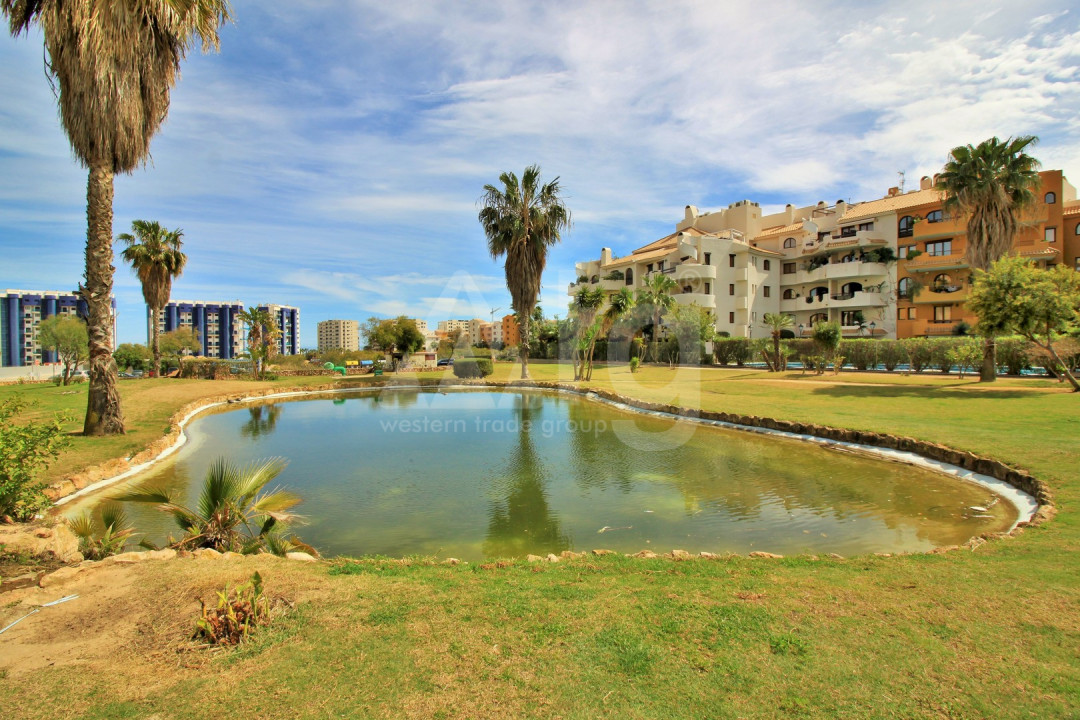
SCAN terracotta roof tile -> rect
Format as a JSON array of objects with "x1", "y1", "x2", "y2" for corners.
[
  {"x1": 755, "y1": 223, "x2": 803, "y2": 239},
  {"x1": 839, "y1": 188, "x2": 944, "y2": 223},
  {"x1": 1063, "y1": 201, "x2": 1080, "y2": 217}
]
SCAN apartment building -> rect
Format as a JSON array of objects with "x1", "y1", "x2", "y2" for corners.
[
  {"x1": 501, "y1": 314, "x2": 520, "y2": 347},
  {"x1": 258, "y1": 304, "x2": 301, "y2": 356},
  {"x1": 570, "y1": 169, "x2": 1076, "y2": 340},
  {"x1": 1, "y1": 289, "x2": 115, "y2": 367},
  {"x1": 317, "y1": 319, "x2": 360, "y2": 352},
  {"x1": 156, "y1": 300, "x2": 244, "y2": 359}
]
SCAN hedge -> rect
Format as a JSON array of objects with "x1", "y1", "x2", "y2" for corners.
[{"x1": 453, "y1": 358, "x2": 494, "y2": 378}]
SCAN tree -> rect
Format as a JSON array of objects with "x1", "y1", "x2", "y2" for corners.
[
  {"x1": 584, "y1": 287, "x2": 634, "y2": 380},
  {"x1": 238, "y1": 307, "x2": 281, "y2": 380},
  {"x1": 479, "y1": 165, "x2": 571, "y2": 379},
  {"x1": 113, "y1": 343, "x2": 151, "y2": 373},
  {"x1": 937, "y1": 135, "x2": 1042, "y2": 382},
  {"x1": 118, "y1": 220, "x2": 187, "y2": 378},
  {"x1": 812, "y1": 321, "x2": 843, "y2": 374},
  {"x1": 3, "y1": 0, "x2": 232, "y2": 436},
  {"x1": 668, "y1": 304, "x2": 717, "y2": 365},
  {"x1": 967, "y1": 256, "x2": 1080, "y2": 391},
  {"x1": 763, "y1": 313, "x2": 795, "y2": 372},
  {"x1": 38, "y1": 314, "x2": 89, "y2": 385},
  {"x1": 159, "y1": 327, "x2": 202, "y2": 368},
  {"x1": 0, "y1": 396, "x2": 71, "y2": 521},
  {"x1": 636, "y1": 273, "x2": 677, "y2": 361},
  {"x1": 117, "y1": 457, "x2": 312, "y2": 555},
  {"x1": 572, "y1": 286, "x2": 605, "y2": 380},
  {"x1": 363, "y1": 317, "x2": 424, "y2": 355}
]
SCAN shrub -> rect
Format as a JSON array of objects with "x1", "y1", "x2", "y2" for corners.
[
  {"x1": 841, "y1": 339, "x2": 880, "y2": 371},
  {"x1": 879, "y1": 340, "x2": 905, "y2": 372},
  {"x1": 453, "y1": 358, "x2": 494, "y2": 378},
  {"x1": 195, "y1": 571, "x2": 271, "y2": 647},
  {"x1": 714, "y1": 338, "x2": 751, "y2": 366},
  {"x1": 996, "y1": 337, "x2": 1031, "y2": 375},
  {"x1": 602, "y1": 270, "x2": 624, "y2": 281},
  {"x1": 900, "y1": 337, "x2": 932, "y2": 373},
  {"x1": 0, "y1": 397, "x2": 71, "y2": 520},
  {"x1": 630, "y1": 357, "x2": 640, "y2": 373},
  {"x1": 69, "y1": 504, "x2": 135, "y2": 560},
  {"x1": 927, "y1": 338, "x2": 958, "y2": 373},
  {"x1": 947, "y1": 339, "x2": 983, "y2": 378}
]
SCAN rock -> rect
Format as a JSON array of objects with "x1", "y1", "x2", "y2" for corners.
[
  {"x1": 828, "y1": 553, "x2": 844, "y2": 560},
  {"x1": 698, "y1": 551, "x2": 717, "y2": 559},
  {"x1": 591, "y1": 549, "x2": 615, "y2": 556},
  {"x1": 286, "y1": 552, "x2": 317, "y2": 562},
  {"x1": 442, "y1": 558, "x2": 462, "y2": 565},
  {"x1": 560, "y1": 551, "x2": 584, "y2": 560},
  {"x1": 33, "y1": 528, "x2": 53, "y2": 539},
  {"x1": 1, "y1": 572, "x2": 42, "y2": 591},
  {"x1": 546, "y1": 553, "x2": 560, "y2": 563},
  {"x1": 873, "y1": 552, "x2": 892, "y2": 558},
  {"x1": 526, "y1": 554, "x2": 545, "y2": 563},
  {"x1": 147, "y1": 549, "x2": 177, "y2": 561},
  {"x1": 630, "y1": 550, "x2": 658, "y2": 559},
  {"x1": 194, "y1": 548, "x2": 222, "y2": 560},
  {"x1": 749, "y1": 551, "x2": 783, "y2": 559},
  {"x1": 670, "y1": 549, "x2": 692, "y2": 560},
  {"x1": 111, "y1": 551, "x2": 151, "y2": 564},
  {"x1": 931, "y1": 545, "x2": 960, "y2": 554},
  {"x1": 219, "y1": 551, "x2": 243, "y2": 560},
  {"x1": 39, "y1": 565, "x2": 88, "y2": 588}
]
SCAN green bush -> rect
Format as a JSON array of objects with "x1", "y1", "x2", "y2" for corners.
[
  {"x1": 453, "y1": 358, "x2": 494, "y2": 378},
  {"x1": 927, "y1": 338, "x2": 958, "y2": 373},
  {"x1": 879, "y1": 340, "x2": 905, "y2": 372},
  {"x1": 996, "y1": 337, "x2": 1031, "y2": 375},
  {"x1": 629, "y1": 357, "x2": 641, "y2": 373},
  {"x1": 0, "y1": 397, "x2": 71, "y2": 520},
  {"x1": 900, "y1": 337, "x2": 932, "y2": 373},
  {"x1": 841, "y1": 339, "x2": 880, "y2": 371},
  {"x1": 714, "y1": 338, "x2": 751, "y2": 366}
]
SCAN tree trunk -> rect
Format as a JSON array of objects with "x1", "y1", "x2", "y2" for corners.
[
  {"x1": 151, "y1": 304, "x2": 161, "y2": 377},
  {"x1": 519, "y1": 314, "x2": 530, "y2": 379},
  {"x1": 1037, "y1": 339, "x2": 1080, "y2": 392},
  {"x1": 979, "y1": 335, "x2": 997, "y2": 383},
  {"x1": 83, "y1": 162, "x2": 125, "y2": 435}
]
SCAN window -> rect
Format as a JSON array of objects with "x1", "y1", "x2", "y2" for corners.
[
  {"x1": 899, "y1": 245, "x2": 916, "y2": 259},
  {"x1": 899, "y1": 216, "x2": 914, "y2": 238},
  {"x1": 704, "y1": 252, "x2": 711, "y2": 266},
  {"x1": 728, "y1": 312, "x2": 735, "y2": 323},
  {"x1": 646, "y1": 264, "x2": 653, "y2": 273},
  {"x1": 841, "y1": 311, "x2": 860, "y2": 326},
  {"x1": 858, "y1": 222, "x2": 874, "y2": 231},
  {"x1": 763, "y1": 259, "x2": 771, "y2": 271},
  {"x1": 763, "y1": 286, "x2": 771, "y2": 298},
  {"x1": 729, "y1": 284, "x2": 735, "y2": 296},
  {"x1": 751, "y1": 257, "x2": 758, "y2": 268},
  {"x1": 1045, "y1": 192, "x2": 1056, "y2": 204},
  {"x1": 658, "y1": 260, "x2": 665, "y2": 271},
  {"x1": 1075, "y1": 257, "x2": 1080, "y2": 272},
  {"x1": 841, "y1": 226, "x2": 856, "y2": 237},
  {"x1": 751, "y1": 312, "x2": 757, "y2": 322},
  {"x1": 809, "y1": 313, "x2": 827, "y2": 326},
  {"x1": 783, "y1": 288, "x2": 796, "y2": 300},
  {"x1": 704, "y1": 283, "x2": 710, "y2": 294},
  {"x1": 625, "y1": 268, "x2": 633, "y2": 285},
  {"x1": 1045, "y1": 227, "x2": 1056, "y2": 243},
  {"x1": 934, "y1": 306, "x2": 952, "y2": 323},
  {"x1": 926, "y1": 240, "x2": 952, "y2": 256},
  {"x1": 729, "y1": 254, "x2": 736, "y2": 267},
  {"x1": 926, "y1": 210, "x2": 943, "y2": 223},
  {"x1": 1075, "y1": 223, "x2": 1080, "y2": 235},
  {"x1": 783, "y1": 262, "x2": 796, "y2": 274},
  {"x1": 783, "y1": 237, "x2": 796, "y2": 249},
  {"x1": 898, "y1": 307, "x2": 917, "y2": 320},
  {"x1": 898, "y1": 277, "x2": 913, "y2": 299}
]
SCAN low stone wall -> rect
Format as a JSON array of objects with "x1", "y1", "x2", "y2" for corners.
[{"x1": 44, "y1": 378, "x2": 1054, "y2": 535}]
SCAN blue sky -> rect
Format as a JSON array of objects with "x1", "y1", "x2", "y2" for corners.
[{"x1": 1, "y1": 1, "x2": 1078, "y2": 347}]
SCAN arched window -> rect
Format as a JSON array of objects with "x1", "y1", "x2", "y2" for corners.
[
  {"x1": 1075, "y1": 223, "x2": 1080, "y2": 236},
  {"x1": 899, "y1": 216, "x2": 914, "y2": 238},
  {"x1": 625, "y1": 268, "x2": 634, "y2": 285},
  {"x1": 590, "y1": 275, "x2": 598, "y2": 283},
  {"x1": 1045, "y1": 192, "x2": 1057, "y2": 204},
  {"x1": 782, "y1": 288, "x2": 796, "y2": 300},
  {"x1": 840, "y1": 282, "x2": 863, "y2": 296},
  {"x1": 809, "y1": 312, "x2": 828, "y2": 326},
  {"x1": 783, "y1": 237, "x2": 796, "y2": 249},
  {"x1": 898, "y1": 277, "x2": 913, "y2": 299},
  {"x1": 926, "y1": 210, "x2": 943, "y2": 223}
]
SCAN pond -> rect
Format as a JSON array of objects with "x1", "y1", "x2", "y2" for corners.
[{"x1": 65, "y1": 389, "x2": 1020, "y2": 560}]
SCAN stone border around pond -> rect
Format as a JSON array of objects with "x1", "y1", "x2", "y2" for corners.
[{"x1": 45, "y1": 378, "x2": 1053, "y2": 552}]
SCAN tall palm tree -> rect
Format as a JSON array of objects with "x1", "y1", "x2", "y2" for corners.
[
  {"x1": 238, "y1": 307, "x2": 280, "y2": 380},
  {"x1": 584, "y1": 286, "x2": 634, "y2": 380},
  {"x1": 118, "y1": 220, "x2": 187, "y2": 378},
  {"x1": 636, "y1": 273, "x2": 677, "y2": 362},
  {"x1": 937, "y1": 135, "x2": 1041, "y2": 382},
  {"x1": 3, "y1": 0, "x2": 232, "y2": 435},
  {"x1": 763, "y1": 312, "x2": 794, "y2": 372},
  {"x1": 479, "y1": 166, "x2": 571, "y2": 379}
]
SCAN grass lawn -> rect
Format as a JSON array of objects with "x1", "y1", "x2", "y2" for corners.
[{"x1": 1, "y1": 363, "x2": 1078, "y2": 719}]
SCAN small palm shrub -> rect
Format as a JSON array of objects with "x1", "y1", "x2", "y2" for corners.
[
  {"x1": 195, "y1": 571, "x2": 271, "y2": 646},
  {"x1": 69, "y1": 504, "x2": 135, "y2": 560},
  {"x1": 629, "y1": 357, "x2": 640, "y2": 373}
]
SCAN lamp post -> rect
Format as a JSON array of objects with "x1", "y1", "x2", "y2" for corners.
[
  {"x1": 798, "y1": 323, "x2": 805, "y2": 337},
  {"x1": 869, "y1": 321, "x2": 876, "y2": 337}
]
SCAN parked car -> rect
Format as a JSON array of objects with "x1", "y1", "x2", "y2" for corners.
[{"x1": 437, "y1": 358, "x2": 454, "y2": 366}]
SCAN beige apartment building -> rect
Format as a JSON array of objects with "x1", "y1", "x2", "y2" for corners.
[
  {"x1": 570, "y1": 170, "x2": 1076, "y2": 340},
  {"x1": 317, "y1": 319, "x2": 360, "y2": 352}
]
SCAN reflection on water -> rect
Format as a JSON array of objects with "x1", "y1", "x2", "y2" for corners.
[{"x1": 65, "y1": 389, "x2": 1018, "y2": 560}]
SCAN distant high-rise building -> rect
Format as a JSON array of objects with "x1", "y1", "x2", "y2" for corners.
[
  {"x1": 156, "y1": 300, "x2": 244, "y2": 359},
  {"x1": 1, "y1": 289, "x2": 115, "y2": 367},
  {"x1": 258, "y1": 304, "x2": 301, "y2": 355},
  {"x1": 317, "y1": 319, "x2": 359, "y2": 352}
]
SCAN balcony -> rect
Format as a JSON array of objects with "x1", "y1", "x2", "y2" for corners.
[
  {"x1": 779, "y1": 298, "x2": 802, "y2": 313},
  {"x1": 735, "y1": 297, "x2": 748, "y2": 310},
  {"x1": 734, "y1": 268, "x2": 750, "y2": 282},
  {"x1": 828, "y1": 290, "x2": 887, "y2": 309},
  {"x1": 795, "y1": 260, "x2": 887, "y2": 284},
  {"x1": 904, "y1": 253, "x2": 968, "y2": 273},
  {"x1": 673, "y1": 293, "x2": 716, "y2": 309},
  {"x1": 925, "y1": 321, "x2": 959, "y2": 336},
  {"x1": 674, "y1": 263, "x2": 718, "y2": 282},
  {"x1": 912, "y1": 284, "x2": 970, "y2": 304}
]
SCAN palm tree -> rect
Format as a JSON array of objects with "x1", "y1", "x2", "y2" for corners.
[
  {"x1": 238, "y1": 307, "x2": 281, "y2": 380},
  {"x1": 636, "y1": 273, "x2": 677, "y2": 362},
  {"x1": 572, "y1": 286, "x2": 605, "y2": 380},
  {"x1": 2, "y1": 0, "x2": 232, "y2": 435},
  {"x1": 117, "y1": 457, "x2": 312, "y2": 555},
  {"x1": 763, "y1": 312, "x2": 794, "y2": 372},
  {"x1": 119, "y1": 220, "x2": 187, "y2": 378},
  {"x1": 584, "y1": 287, "x2": 634, "y2": 380},
  {"x1": 479, "y1": 166, "x2": 571, "y2": 379},
  {"x1": 937, "y1": 135, "x2": 1041, "y2": 382}
]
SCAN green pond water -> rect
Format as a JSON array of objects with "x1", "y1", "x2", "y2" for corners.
[{"x1": 68, "y1": 389, "x2": 1017, "y2": 560}]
